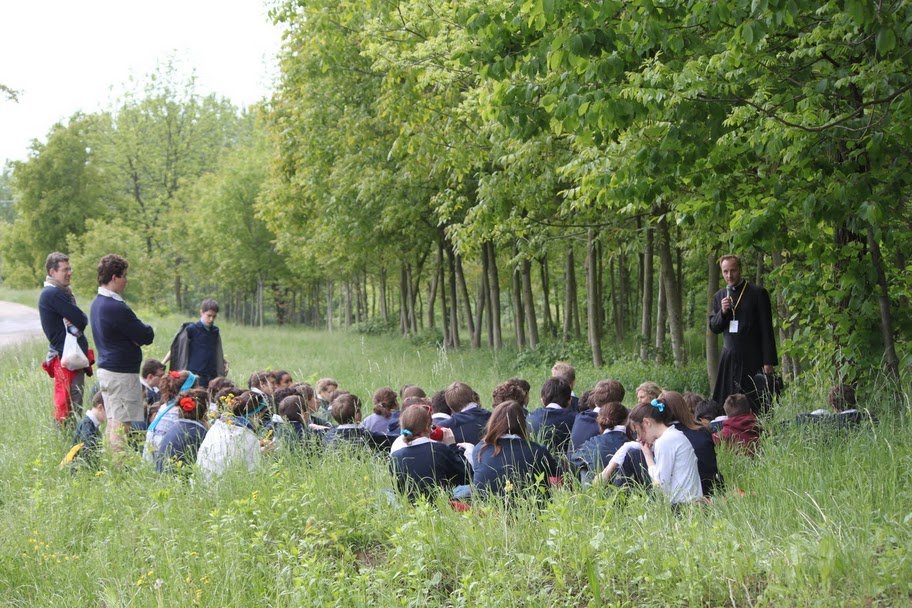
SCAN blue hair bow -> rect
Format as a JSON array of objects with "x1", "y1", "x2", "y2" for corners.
[
  {"x1": 650, "y1": 398, "x2": 665, "y2": 413},
  {"x1": 400, "y1": 429, "x2": 413, "y2": 437},
  {"x1": 180, "y1": 372, "x2": 198, "y2": 392}
]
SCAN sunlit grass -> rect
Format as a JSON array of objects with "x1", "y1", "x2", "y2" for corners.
[{"x1": 0, "y1": 317, "x2": 909, "y2": 606}]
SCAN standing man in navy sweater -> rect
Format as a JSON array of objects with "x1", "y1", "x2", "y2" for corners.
[
  {"x1": 38, "y1": 252, "x2": 92, "y2": 424},
  {"x1": 90, "y1": 254, "x2": 155, "y2": 455}
]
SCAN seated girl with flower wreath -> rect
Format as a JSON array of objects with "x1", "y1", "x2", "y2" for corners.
[
  {"x1": 154, "y1": 388, "x2": 210, "y2": 473},
  {"x1": 196, "y1": 391, "x2": 274, "y2": 480},
  {"x1": 390, "y1": 403, "x2": 469, "y2": 501},
  {"x1": 142, "y1": 371, "x2": 199, "y2": 463}
]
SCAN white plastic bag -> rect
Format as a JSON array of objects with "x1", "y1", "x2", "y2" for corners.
[{"x1": 60, "y1": 323, "x2": 89, "y2": 371}]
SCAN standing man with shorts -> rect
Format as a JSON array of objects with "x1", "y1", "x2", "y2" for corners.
[
  {"x1": 38, "y1": 252, "x2": 92, "y2": 424},
  {"x1": 90, "y1": 254, "x2": 155, "y2": 454}
]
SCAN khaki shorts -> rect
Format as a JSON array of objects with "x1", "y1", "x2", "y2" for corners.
[{"x1": 96, "y1": 368, "x2": 144, "y2": 423}]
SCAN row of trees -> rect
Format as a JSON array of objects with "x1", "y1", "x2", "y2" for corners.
[{"x1": 3, "y1": 0, "x2": 911, "y2": 390}]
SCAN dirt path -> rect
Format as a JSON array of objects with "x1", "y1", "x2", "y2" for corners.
[{"x1": 0, "y1": 300, "x2": 44, "y2": 350}]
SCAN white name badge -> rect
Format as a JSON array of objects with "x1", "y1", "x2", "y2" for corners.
[{"x1": 729, "y1": 320, "x2": 739, "y2": 333}]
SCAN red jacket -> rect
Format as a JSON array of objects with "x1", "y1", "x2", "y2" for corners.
[{"x1": 719, "y1": 413, "x2": 761, "y2": 454}]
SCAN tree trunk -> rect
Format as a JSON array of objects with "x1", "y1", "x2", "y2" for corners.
[
  {"x1": 406, "y1": 263, "x2": 418, "y2": 334},
  {"x1": 379, "y1": 267, "x2": 388, "y2": 322},
  {"x1": 438, "y1": 240, "x2": 449, "y2": 342},
  {"x1": 706, "y1": 253, "x2": 721, "y2": 392},
  {"x1": 586, "y1": 230, "x2": 604, "y2": 367},
  {"x1": 174, "y1": 274, "x2": 183, "y2": 311},
  {"x1": 473, "y1": 253, "x2": 488, "y2": 348},
  {"x1": 539, "y1": 254, "x2": 554, "y2": 337},
  {"x1": 563, "y1": 246, "x2": 577, "y2": 341},
  {"x1": 611, "y1": 257, "x2": 623, "y2": 342},
  {"x1": 867, "y1": 224, "x2": 900, "y2": 382},
  {"x1": 640, "y1": 226, "x2": 654, "y2": 362},
  {"x1": 455, "y1": 254, "x2": 476, "y2": 342},
  {"x1": 658, "y1": 217, "x2": 685, "y2": 365},
  {"x1": 256, "y1": 276, "x2": 265, "y2": 328},
  {"x1": 511, "y1": 261, "x2": 526, "y2": 348},
  {"x1": 428, "y1": 250, "x2": 440, "y2": 329},
  {"x1": 655, "y1": 271, "x2": 666, "y2": 364},
  {"x1": 486, "y1": 242, "x2": 503, "y2": 350},
  {"x1": 399, "y1": 264, "x2": 409, "y2": 335},
  {"x1": 521, "y1": 257, "x2": 539, "y2": 348},
  {"x1": 446, "y1": 245, "x2": 460, "y2": 348}
]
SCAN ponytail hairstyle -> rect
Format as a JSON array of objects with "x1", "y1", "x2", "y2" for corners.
[
  {"x1": 232, "y1": 391, "x2": 267, "y2": 418},
  {"x1": 372, "y1": 387, "x2": 398, "y2": 417},
  {"x1": 478, "y1": 400, "x2": 528, "y2": 459},
  {"x1": 398, "y1": 404, "x2": 432, "y2": 445},
  {"x1": 176, "y1": 388, "x2": 209, "y2": 421},
  {"x1": 596, "y1": 402, "x2": 629, "y2": 431},
  {"x1": 279, "y1": 395, "x2": 306, "y2": 424},
  {"x1": 628, "y1": 397, "x2": 674, "y2": 427},
  {"x1": 660, "y1": 390, "x2": 699, "y2": 430}
]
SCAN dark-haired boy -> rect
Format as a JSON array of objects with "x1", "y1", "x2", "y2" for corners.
[
  {"x1": 166, "y1": 299, "x2": 227, "y2": 389},
  {"x1": 718, "y1": 393, "x2": 761, "y2": 454},
  {"x1": 436, "y1": 382, "x2": 491, "y2": 445},
  {"x1": 528, "y1": 377, "x2": 576, "y2": 455}
]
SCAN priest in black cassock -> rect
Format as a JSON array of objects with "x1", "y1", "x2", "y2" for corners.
[{"x1": 709, "y1": 255, "x2": 778, "y2": 411}]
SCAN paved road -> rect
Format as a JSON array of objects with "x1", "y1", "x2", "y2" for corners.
[{"x1": 0, "y1": 300, "x2": 44, "y2": 349}]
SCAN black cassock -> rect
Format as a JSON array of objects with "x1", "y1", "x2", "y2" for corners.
[{"x1": 709, "y1": 280, "x2": 777, "y2": 408}]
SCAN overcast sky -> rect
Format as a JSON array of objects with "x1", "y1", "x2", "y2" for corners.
[{"x1": 0, "y1": 1, "x2": 283, "y2": 169}]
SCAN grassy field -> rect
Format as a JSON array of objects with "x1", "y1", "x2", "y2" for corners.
[{"x1": 0, "y1": 298, "x2": 909, "y2": 606}]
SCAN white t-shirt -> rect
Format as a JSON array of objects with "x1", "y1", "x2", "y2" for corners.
[
  {"x1": 196, "y1": 418, "x2": 261, "y2": 481},
  {"x1": 649, "y1": 426, "x2": 702, "y2": 504}
]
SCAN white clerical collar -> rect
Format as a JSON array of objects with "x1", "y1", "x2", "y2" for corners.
[
  {"x1": 545, "y1": 403, "x2": 563, "y2": 410},
  {"x1": 97, "y1": 286, "x2": 124, "y2": 302}
]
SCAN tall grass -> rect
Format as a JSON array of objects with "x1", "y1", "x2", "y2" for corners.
[{"x1": 0, "y1": 316, "x2": 909, "y2": 606}]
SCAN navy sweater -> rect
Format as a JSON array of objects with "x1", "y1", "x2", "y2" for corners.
[
  {"x1": 674, "y1": 423, "x2": 723, "y2": 496},
  {"x1": 154, "y1": 419, "x2": 208, "y2": 473},
  {"x1": 436, "y1": 407, "x2": 491, "y2": 445},
  {"x1": 569, "y1": 429, "x2": 628, "y2": 476},
  {"x1": 472, "y1": 437, "x2": 558, "y2": 496},
  {"x1": 569, "y1": 409, "x2": 600, "y2": 452},
  {"x1": 38, "y1": 286, "x2": 88, "y2": 356},
  {"x1": 185, "y1": 321, "x2": 220, "y2": 381},
  {"x1": 391, "y1": 441, "x2": 470, "y2": 500},
  {"x1": 527, "y1": 406, "x2": 576, "y2": 455},
  {"x1": 90, "y1": 294, "x2": 154, "y2": 373}
]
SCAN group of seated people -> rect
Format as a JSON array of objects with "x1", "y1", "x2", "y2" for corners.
[{"x1": 65, "y1": 360, "x2": 870, "y2": 506}]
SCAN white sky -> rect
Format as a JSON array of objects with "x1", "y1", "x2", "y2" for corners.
[{"x1": 0, "y1": 1, "x2": 284, "y2": 168}]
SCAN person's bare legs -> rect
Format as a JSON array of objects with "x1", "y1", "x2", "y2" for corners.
[{"x1": 106, "y1": 420, "x2": 132, "y2": 459}]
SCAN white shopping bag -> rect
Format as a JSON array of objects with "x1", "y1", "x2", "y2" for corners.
[{"x1": 60, "y1": 323, "x2": 89, "y2": 371}]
